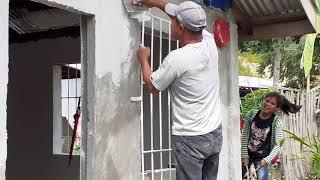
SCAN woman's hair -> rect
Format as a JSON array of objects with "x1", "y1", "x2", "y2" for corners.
[{"x1": 265, "y1": 92, "x2": 302, "y2": 115}]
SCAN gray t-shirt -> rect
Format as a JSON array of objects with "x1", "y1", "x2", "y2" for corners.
[{"x1": 151, "y1": 29, "x2": 222, "y2": 136}]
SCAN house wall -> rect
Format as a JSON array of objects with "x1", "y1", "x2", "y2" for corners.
[
  {"x1": 0, "y1": 1, "x2": 9, "y2": 180},
  {"x1": 143, "y1": 5, "x2": 242, "y2": 179},
  {"x1": 150, "y1": 5, "x2": 242, "y2": 179},
  {"x1": 33, "y1": 0, "x2": 143, "y2": 179},
  {"x1": 2, "y1": 0, "x2": 241, "y2": 180},
  {"x1": 7, "y1": 37, "x2": 81, "y2": 180},
  {"x1": 216, "y1": 15, "x2": 241, "y2": 180}
]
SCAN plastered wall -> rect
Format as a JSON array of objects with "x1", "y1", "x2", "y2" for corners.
[{"x1": 1, "y1": 0, "x2": 241, "y2": 179}]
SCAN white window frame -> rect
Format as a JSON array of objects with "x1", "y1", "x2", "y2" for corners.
[
  {"x1": 53, "y1": 64, "x2": 82, "y2": 155},
  {"x1": 141, "y1": 13, "x2": 179, "y2": 180}
]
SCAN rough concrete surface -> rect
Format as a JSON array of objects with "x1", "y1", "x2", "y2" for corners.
[{"x1": 1, "y1": 0, "x2": 241, "y2": 180}]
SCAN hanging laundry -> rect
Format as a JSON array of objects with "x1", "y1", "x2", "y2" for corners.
[{"x1": 193, "y1": 0, "x2": 233, "y2": 11}]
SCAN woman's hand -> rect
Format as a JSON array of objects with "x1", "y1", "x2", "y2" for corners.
[
  {"x1": 259, "y1": 159, "x2": 266, "y2": 167},
  {"x1": 242, "y1": 157, "x2": 249, "y2": 166}
]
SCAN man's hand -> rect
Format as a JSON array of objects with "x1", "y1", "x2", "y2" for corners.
[
  {"x1": 134, "y1": 0, "x2": 166, "y2": 10},
  {"x1": 137, "y1": 44, "x2": 150, "y2": 64},
  {"x1": 242, "y1": 157, "x2": 249, "y2": 166},
  {"x1": 136, "y1": 44, "x2": 159, "y2": 95}
]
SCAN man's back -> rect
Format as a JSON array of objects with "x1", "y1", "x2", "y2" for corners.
[{"x1": 151, "y1": 30, "x2": 222, "y2": 136}]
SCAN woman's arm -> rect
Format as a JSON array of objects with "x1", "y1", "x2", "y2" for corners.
[
  {"x1": 263, "y1": 116, "x2": 284, "y2": 165},
  {"x1": 241, "y1": 110, "x2": 256, "y2": 158}
]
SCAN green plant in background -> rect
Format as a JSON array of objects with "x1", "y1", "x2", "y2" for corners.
[
  {"x1": 240, "y1": 89, "x2": 276, "y2": 117},
  {"x1": 245, "y1": 53, "x2": 264, "y2": 64},
  {"x1": 280, "y1": 130, "x2": 320, "y2": 179},
  {"x1": 74, "y1": 145, "x2": 81, "y2": 155},
  {"x1": 239, "y1": 64, "x2": 253, "y2": 76}
]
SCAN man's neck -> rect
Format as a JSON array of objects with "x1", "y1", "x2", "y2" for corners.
[{"x1": 180, "y1": 34, "x2": 203, "y2": 46}]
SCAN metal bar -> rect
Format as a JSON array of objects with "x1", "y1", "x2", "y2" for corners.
[
  {"x1": 62, "y1": 97, "x2": 82, "y2": 99},
  {"x1": 150, "y1": 15, "x2": 171, "y2": 23},
  {"x1": 143, "y1": 148, "x2": 173, "y2": 153},
  {"x1": 159, "y1": 19, "x2": 164, "y2": 180},
  {"x1": 168, "y1": 22, "x2": 172, "y2": 180},
  {"x1": 141, "y1": 11, "x2": 146, "y2": 180},
  {"x1": 75, "y1": 64, "x2": 79, "y2": 148},
  {"x1": 150, "y1": 16, "x2": 155, "y2": 180},
  {"x1": 67, "y1": 64, "x2": 70, "y2": 153}
]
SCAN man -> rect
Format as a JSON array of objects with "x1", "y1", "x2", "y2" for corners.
[{"x1": 136, "y1": 1, "x2": 222, "y2": 179}]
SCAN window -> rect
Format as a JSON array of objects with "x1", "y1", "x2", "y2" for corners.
[
  {"x1": 53, "y1": 64, "x2": 81, "y2": 155},
  {"x1": 141, "y1": 13, "x2": 179, "y2": 180}
]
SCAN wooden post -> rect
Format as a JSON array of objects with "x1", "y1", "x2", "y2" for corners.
[{"x1": 307, "y1": 75, "x2": 310, "y2": 92}]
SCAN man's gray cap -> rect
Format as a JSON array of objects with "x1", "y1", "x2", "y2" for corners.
[{"x1": 165, "y1": 1, "x2": 207, "y2": 32}]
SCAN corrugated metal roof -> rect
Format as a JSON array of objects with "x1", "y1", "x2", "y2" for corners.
[
  {"x1": 235, "y1": 0, "x2": 307, "y2": 24},
  {"x1": 9, "y1": 8, "x2": 79, "y2": 34}
]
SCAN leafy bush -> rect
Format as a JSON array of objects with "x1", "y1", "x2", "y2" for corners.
[
  {"x1": 239, "y1": 64, "x2": 253, "y2": 76},
  {"x1": 281, "y1": 130, "x2": 320, "y2": 179},
  {"x1": 240, "y1": 89, "x2": 275, "y2": 117}
]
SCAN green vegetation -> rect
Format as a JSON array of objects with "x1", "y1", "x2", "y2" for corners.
[
  {"x1": 239, "y1": 64, "x2": 253, "y2": 76},
  {"x1": 240, "y1": 89, "x2": 275, "y2": 117},
  {"x1": 239, "y1": 35, "x2": 320, "y2": 89},
  {"x1": 281, "y1": 130, "x2": 320, "y2": 179}
]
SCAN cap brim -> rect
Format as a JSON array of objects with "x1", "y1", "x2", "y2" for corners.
[{"x1": 165, "y1": 3, "x2": 178, "y2": 17}]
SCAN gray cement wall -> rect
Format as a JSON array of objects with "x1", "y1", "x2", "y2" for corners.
[
  {"x1": 7, "y1": 37, "x2": 81, "y2": 180},
  {"x1": 150, "y1": 4, "x2": 242, "y2": 179},
  {"x1": 0, "y1": 1, "x2": 9, "y2": 180},
  {"x1": 3, "y1": 0, "x2": 241, "y2": 180},
  {"x1": 29, "y1": 0, "x2": 143, "y2": 179}
]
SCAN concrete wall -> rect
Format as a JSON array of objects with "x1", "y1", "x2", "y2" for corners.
[
  {"x1": 215, "y1": 15, "x2": 241, "y2": 180},
  {"x1": 150, "y1": 4, "x2": 242, "y2": 179},
  {"x1": 7, "y1": 37, "x2": 80, "y2": 180},
  {"x1": 0, "y1": 1, "x2": 9, "y2": 180},
  {"x1": 6, "y1": 1, "x2": 239, "y2": 180},
  {"x1": 32, "y1": 0, "x2": 143, "y2": 179}
]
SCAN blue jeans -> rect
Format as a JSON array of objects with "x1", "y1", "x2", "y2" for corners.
[
  {"x1": 172, "y1": 125, "x2": 223, "y2": 180},
  {"x1": 249, "y1": 159, "x2": 269, "y2": 180}
]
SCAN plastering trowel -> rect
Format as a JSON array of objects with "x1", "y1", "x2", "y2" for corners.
[
  {"x1": 123, "y1": 0, "x2": 151, "y2": 22},
  {"x1": 123, "y1": 0, "x2": 147, "y2": 14}
]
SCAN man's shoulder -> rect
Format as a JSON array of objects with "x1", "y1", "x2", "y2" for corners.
[{"x1": 167, "y1": 47, "x2": 193, "y2": 61}]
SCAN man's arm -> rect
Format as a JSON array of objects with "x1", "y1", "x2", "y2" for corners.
[
  {"x1": 138, "y1": 0, "x2": 166, "y2": 13},
  {"x1": 137, "y1": 45, "x2": 159, "y2": 95}
]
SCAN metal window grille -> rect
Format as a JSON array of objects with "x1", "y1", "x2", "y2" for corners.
[
  {"x1": 53, "y1": 64, "x2": 82, "y2": 154},
  {"x1": 140, "y1": 13, "x2": 179, "y2": 180},
  {"x1": 60, "y1": 64, "x2": 82, "y2": 154}
]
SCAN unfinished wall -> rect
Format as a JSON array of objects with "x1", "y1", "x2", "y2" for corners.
[
  {"x1": 90, "y1": 1, "x2": 141, "y2": 179},
  {"x1": 150, "y1": 4, "x2": 241, "y2": 179},
  {"x1": 28, "y1": 0, "x2": 143, "y2": 179},
  {"x1": 7, "y1": 37, "x2": 80, "y2": 180},
  {"x1": 0, "y1": 1, "x2": 9, "y2": 180},
  {"x1": 27, "y1": 1, "x2": 241, "y2": 180},
  {"x1": 216, "y1": 16, "x2": 241, "y2": 180}
]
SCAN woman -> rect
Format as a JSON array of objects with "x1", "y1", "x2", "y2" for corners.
[{"x1": 241, "y1": 92, "x2": 301, "y2": 180}]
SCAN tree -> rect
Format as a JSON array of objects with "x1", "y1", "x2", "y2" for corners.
[{"x1": 239, "y1": 35, "x2": 320, "y2": 89}]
